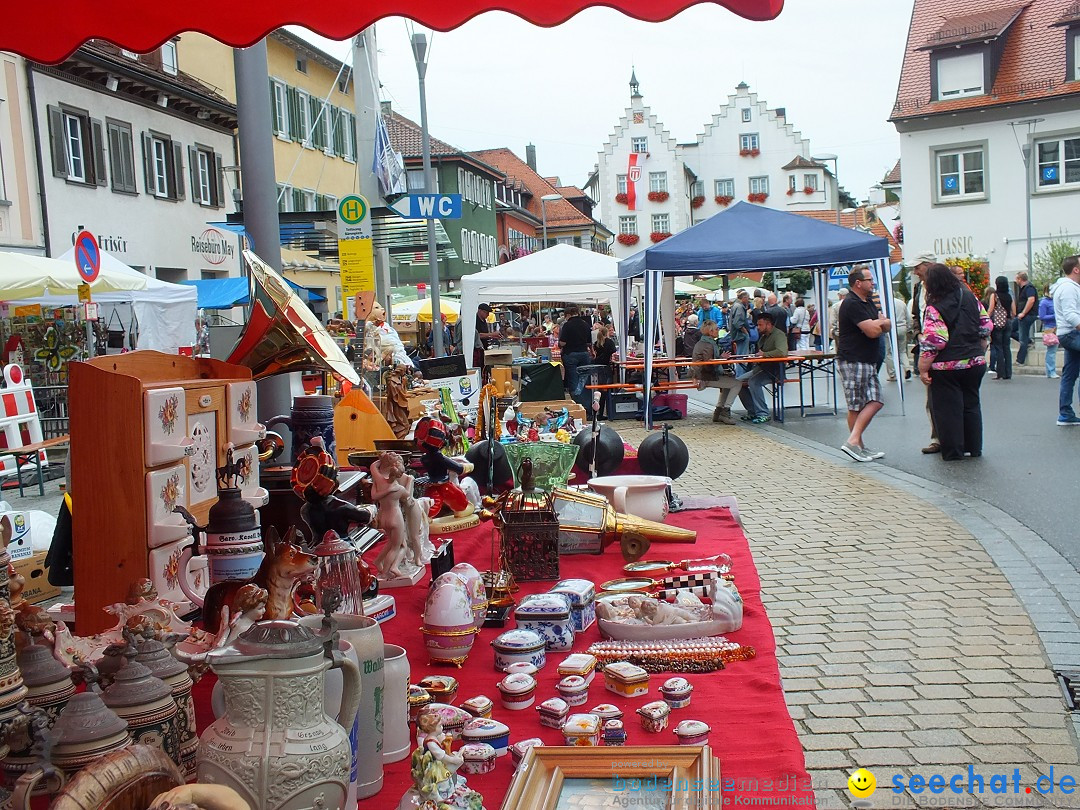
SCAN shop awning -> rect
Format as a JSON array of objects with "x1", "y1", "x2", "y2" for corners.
[
  {"x1": 2, "y1": 1, "x2": 782, "y2": 64},
  {"x1": 182, "y1": 277, "x2": 326, "y2": 309}
]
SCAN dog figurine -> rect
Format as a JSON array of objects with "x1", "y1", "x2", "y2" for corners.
[{"x1": 200, "y1": 527, "x2": 316, "y2": 635}]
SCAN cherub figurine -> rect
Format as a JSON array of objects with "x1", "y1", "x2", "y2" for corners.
[
  {"x1": 370, "y1": 451, "x2": 423, "y2": 583},
  {"x1": 414, "y1": 417, "x2": 475, "y2": 522},
  {"x1": 398, "y1": 710, "x2": 484, "y2": 810}
]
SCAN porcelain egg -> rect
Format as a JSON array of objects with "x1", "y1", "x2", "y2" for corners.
[
  {"x1": 422, "y1": 578, "x2": 477, "y2": 666},
  {"x1": 450, "y1": 562, "x2": 489, "y2": 629}
]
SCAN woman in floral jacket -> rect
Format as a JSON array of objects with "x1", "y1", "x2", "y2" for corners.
[{"x1": 917, "y1": 264, "x2": 992, "y2": 461}]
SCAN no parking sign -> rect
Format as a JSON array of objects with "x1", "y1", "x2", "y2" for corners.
[{"x1": 74, "y1": 230, "x2": 100, "y2": 284}]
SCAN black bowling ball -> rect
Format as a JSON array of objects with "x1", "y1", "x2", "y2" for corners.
[
  {"x1": 573, "y1": 426, "x2": 625, "y2": 477},
  {"x1": 464, "y1": 440, "x2": 514, "y2": 491},
  {"x1": 637, "y1": 430, "x2": 689, "y2": 479}
]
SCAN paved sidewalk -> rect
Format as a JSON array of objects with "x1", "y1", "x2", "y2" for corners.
[{"x1": 621, "y1": 420, "x2": 1079, "y2": 809}]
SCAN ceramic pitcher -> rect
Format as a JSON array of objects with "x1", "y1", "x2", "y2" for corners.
[{"x1": 199, "y1": 619, "x2": 360, "y2": 810}]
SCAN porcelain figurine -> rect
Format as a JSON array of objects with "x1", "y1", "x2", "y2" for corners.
[
  {"x1": 398, "y1": 711, "x2": 485, "y2": 810},
  {"x1": 415, "y1": 418, "x2": 478, "y2": 528},
  {"x1": 367, "y1": 301, "x2": 413, "y2": 368},
  {"x1": 293, "y1": 437, "x2": 376, "y2": 546},
  {"x1": 371, "y1": 451, "x2": 425, "y2": 586}
]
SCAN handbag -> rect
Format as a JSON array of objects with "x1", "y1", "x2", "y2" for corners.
[
  {"x1": 105, "y1": 310, "x2": 126, "y2": 349},
  {"x1": 991, "y1": 302, "x2": 1008, "y2": 330},
  {"x1": 1043, "y1": 331, "x2": 1060, "y2": 347}
]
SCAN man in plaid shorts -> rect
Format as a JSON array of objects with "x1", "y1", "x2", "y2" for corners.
[{"x1": 837, "y1": 265, "x2": 892, "y2": 462}]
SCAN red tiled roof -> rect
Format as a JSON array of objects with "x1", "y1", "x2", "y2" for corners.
[
  {"x1": 470, "y1": 147, "x2": 602, "y2": 229},
  {"x1": 795, "y1": 210, "x2": 903, "y2": 264},
  {"x1": 82, "y1": 40, "x2": 234, "y2": 108},
  {"x1": 556, "y1": 185, "x2": 588, "y2": 198},
  {"x1": 781, "y1": 155, "x2": 826, "y2": 171},
  {"x1": 917, "y1": 4, "x2": 1026, "y2": 49},
  {"x1": 891, "y1": 0, "x2": 1080, "y2": 121},
  {"x1": 384, "y1": 109, "x2": 462, "y2": 158},
  {"x1": 882, "y1": 159, "x2": 901, "y2": 185}
]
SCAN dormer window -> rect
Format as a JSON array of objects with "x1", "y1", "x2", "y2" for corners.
[
  {"x1": 161, "y1": 41, "x2": 178, "y2": 76},
  {"x1": 935, "y1": 51, "x2": 985, "y2": 99},
  {"x1": 1070, "y1": 28, "x2": 1080, "y2": 81}
]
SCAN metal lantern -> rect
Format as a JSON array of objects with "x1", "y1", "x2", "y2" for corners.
[{"x1": 482, "y1": 459, "x2": 560, "y2": 583}]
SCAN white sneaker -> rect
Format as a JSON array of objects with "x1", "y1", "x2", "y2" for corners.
[
  {"x1": 841, "y1": 442, "x2": 872, "y2": 462},
  {"x1": 862, "y1": 446, "x2": 886, "y2": 460}
]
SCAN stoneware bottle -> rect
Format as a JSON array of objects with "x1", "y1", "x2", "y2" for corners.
[
  {"x1": 267, "y1": 394, "x2": 336, "y2": 462},
  {"x1": 134, "y1": 638, "x2": 197, "y2": 780},
  {"x1": 200, "y1": 619, "x2": 360, "y2": 810}
]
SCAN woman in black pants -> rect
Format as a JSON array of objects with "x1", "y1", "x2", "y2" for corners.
[
  {"x1": 916, "y1": 264, "x2": 993, "y2": 460},
  {"x1": 986, "y1": 276, "x2": 1015, "y2": 380}
]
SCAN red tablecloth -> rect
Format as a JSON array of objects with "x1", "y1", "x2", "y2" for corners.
[{"x1": 195, "y1": 507, "x2": 812, "y2": 808}]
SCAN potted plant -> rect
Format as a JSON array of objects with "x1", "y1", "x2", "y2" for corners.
[
  {"x1": 803, "y1": 186, "x2": 815, "y2": 195},
  {"x1": 650, "y1": 232, "x2": 672, "y2": 243},
  {"x1": 647, "y1": 190, "x2": 670, "y2": 203},
  {"x1": 691, "y1": 195, "x2": 705, "y2": 209},
  {"x1": 615, "y1": 193, "x2": 628, "y2": 205},
  {"x1": 738, "y1": 148, "x2": 751, "y2": 157},
  {"x1": 714, "y1": 195, "x2": 734, "y2": 206},
  {"x1": 617, "y1": 233, "x2": 640, "y2": 246},
  {"x1": 786, "y1": 188, "x2": 796, "y2": 196},
  {"x1": 750, "y1": 148, "x2": 760, "y2": 157}
]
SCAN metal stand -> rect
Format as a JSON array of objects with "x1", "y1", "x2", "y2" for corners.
[{"x1": 661, "y1": 423, "x2": 684, "y2": 512}]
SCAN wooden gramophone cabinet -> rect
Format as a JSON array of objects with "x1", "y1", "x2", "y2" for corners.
[{"x1": 70, "y1": 352, "x2": 264, "y2": 634}]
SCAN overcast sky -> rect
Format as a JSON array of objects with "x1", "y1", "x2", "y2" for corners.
[{"x1": 294, "y1": 0, "x2": 915, "y2": 200}]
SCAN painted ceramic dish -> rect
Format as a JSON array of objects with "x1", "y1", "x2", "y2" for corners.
[
  {"x1": 636, "y1": 700, "x2": 671, "y2": 733},
  {"x1": 418, "y1": 675, "x2": 459, "y2": 705},
  {"x1": 556, "y1": 675, "x2": 590, "y2": 707},
  {"x1": 673, "y1": 719, "x2": 711, "y2": 745},
  {"x1": 461, "y1": 695, "x2": 493, "y2": 718},
  {"x1": 659, "y1": 677, "x2": 693, "y2": 709},
  {"x1": 461, "y1": 717, "x2": 511, "y2": 756},
  {"x1": 497, "y1": 673, "x2": 537, "y2": 711},
  {"x1": 460, "y1": 742, "x2": 497, "y2": 774},
  {"x1": 514, "y1": 593, "x2": 574, "y2": 651},
  {"x1": 561, "y1": 713, "x2": 602, "y2": 746},
  {"x1": 536, "y1": 697, "x2": 570, "y2": 729},
  {"x1": 603, "y1": 662, "x2": 650, "y2": 698},
  {"x1": 491, "y1": 628, "x2": 547, "y2": 672},
  {"x1": 510, "y1": 738, "x2": 544, "y2": 768},
  {"x1": 549, "y1": 579, "x2": 597, "y2": 633},
  {"x1": 417, "y1": 703, "x2": 472, "y2": 739}
]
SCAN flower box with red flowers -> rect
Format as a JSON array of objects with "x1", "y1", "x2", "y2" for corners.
[
  {"x1": 786, "y1": 188, "x2": 796, "y2": 196},
  {"x1": 617, "y1": 233, "x2": 640, "y2": 246},
  {"x1": 615, "y1": 193, "x2": 628, "y2": 205},
  {"x1": 647, "y1": 191, "x2": 670, "y2": 203},
  {"x1": 751, "y1": 148, "x2": 760, "y2": 157},
  {"x1": 650, "y1": 232, "x2": 672, "y2": 243},
  {"x1": 803, "y1": 186, "x2": 815, "y2": 195},
  {"x1": 714, "y1": 195, "x2": 734, "y2": 206},
  {"x1": 747, "y1": 193, "x2": 768, "y2": 203},
  {"x1": 740, "y1": 148, "x2": 761, "y2": 157},
  {"x1": 691, "y1": 195, "x2": 705, "y2": 209}
]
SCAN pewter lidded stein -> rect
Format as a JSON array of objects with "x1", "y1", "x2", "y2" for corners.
[
  {"x1": 135, "y1": 638, "x2": 197, "y2": 780},
  {"x1": 199, "y1": 619, "x2": 361, "y2": 810}
]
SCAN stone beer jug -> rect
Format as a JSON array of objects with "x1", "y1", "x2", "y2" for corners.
[
  {"x1": 2, "y1": 643, "x2": 76, "y2": 784},
  {"x1": 19, "y1": 692, "x2": 130, "y2": 782},
  {"x1": 381, "y1": 643, "x2": 411, "y2": 764},
  {"x1": 135, "y1": 638, "x2": 198, "y2": 780},
  {"x1": 100, "y1": 660, "x2": 181, "y2": 768},
  {"x1": 199, "y1": 619, "x2": 360, "y2": 810},
  {"x1": 267, "y1": 394, "x2": 336, "y2": 463}
]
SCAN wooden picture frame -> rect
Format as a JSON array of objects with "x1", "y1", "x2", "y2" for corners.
[{"x1": 501, "y1": 745, "x2": 721, "y2": 810}]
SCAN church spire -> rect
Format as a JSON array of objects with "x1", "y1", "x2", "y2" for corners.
[{"x1": 630, "y1": 67, "x2": 641, "y2": 101}]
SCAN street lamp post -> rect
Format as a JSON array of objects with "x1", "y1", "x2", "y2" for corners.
[
  {"x1": 1009, "y1": 118, "x2": 1044, "y2": 276},
  {"x1": 411, "y1": 32, "x2": 445, "y2": 356},
  {"x1": 813, "y1": 153, "x2": 841, "y2": 226},
  {"x1": 540, "y1": 193, "x2": 561, "y2": 249}
]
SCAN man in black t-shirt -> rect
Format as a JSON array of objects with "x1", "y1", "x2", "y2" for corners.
[
  {"x1": 837, "y1": 264, "x2": 892, "y2": 463},
  {"x1": 1015, "y1": 271, "x2": 1038, "y2": 365},
  {"x1": 558, "y1": 305, "x2": 593, "y2": 410}
]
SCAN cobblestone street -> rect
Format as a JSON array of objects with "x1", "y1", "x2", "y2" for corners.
[{"x1": 620, "y1": 420, "x2": 1079, "y2": 808}]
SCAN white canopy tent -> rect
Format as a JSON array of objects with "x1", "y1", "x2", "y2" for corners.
[
  {"x1": 42, "y1": 248, "x2": 198, "y2": 352},
  {"x1": 458, "y1": 245, "x2": 623, "y2": 361}
]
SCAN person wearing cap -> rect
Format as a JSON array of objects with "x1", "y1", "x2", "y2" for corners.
[
  {"x1": 729, "y1": 289, "x2": 751, "y2": 355},
  {"x1": 460, "y1": 303, "x2": 503, "y2": 369},
  {"x1": 908, "y1": 251, "x2": 941, "y2": 453}
]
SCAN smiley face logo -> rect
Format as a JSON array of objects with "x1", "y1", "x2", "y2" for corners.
[{"x1": 848, "y1": 768, "x2": 876, "y2": 798}]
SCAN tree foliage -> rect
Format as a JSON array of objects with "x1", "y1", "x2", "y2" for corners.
[
  {"x1": 778, "y1": 270, "x2": 813, "y2": 295},
  {"x1": 1032, "y1": 238, "x2": 1080, "y2": 295}
]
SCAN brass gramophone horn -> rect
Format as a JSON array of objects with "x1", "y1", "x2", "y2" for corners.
[{"x1": 227, "y1": 250, "x2": 360, "y2": 385}]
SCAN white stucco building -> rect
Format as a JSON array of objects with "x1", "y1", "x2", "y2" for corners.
[
  {"x1": 587, "y1": 75, "x2": 841, "y2": 259},
  {"x1": 891, "y1": 0, "x2": 1080, "y2": 276},
  {"x1": 27, "y1": 40, "x2": 240, "y2": 280},
  {"x1": 0, "y1": 52, "x2": 46, "y2": 255}
]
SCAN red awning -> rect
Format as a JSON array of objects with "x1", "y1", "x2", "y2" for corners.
[{"x1": 2, "y1": 0, "x2": 783, "y2": 64}]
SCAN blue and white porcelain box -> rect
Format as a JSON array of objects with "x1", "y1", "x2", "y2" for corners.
[
  {"x1": 491, "y1": 628, "x2": 547, "y2": 672},
  {"x1": 549, "y1": 579, "x2": 596, "y2": 633},
  {"x1": 514, "y1": 593, "x2": 574, "y2": 651}
]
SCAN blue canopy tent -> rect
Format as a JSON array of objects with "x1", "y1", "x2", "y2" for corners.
[
  {"x1": 616, "y1": 202, "x2": 898, "y2": 427},
  {"x1": 182, "y1": 276, "x2": 326, "y2": 309}
]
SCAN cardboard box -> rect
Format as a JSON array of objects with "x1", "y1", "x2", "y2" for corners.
[{"x1": 13, "y1": 551, "x2": 60, "y2": 605}]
